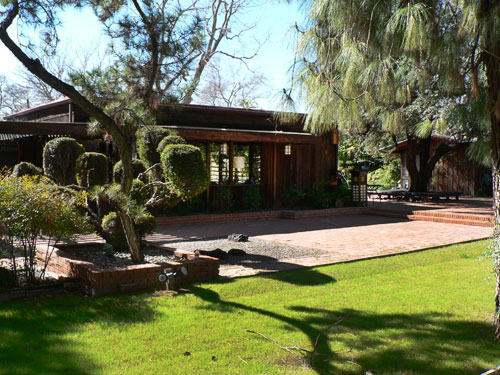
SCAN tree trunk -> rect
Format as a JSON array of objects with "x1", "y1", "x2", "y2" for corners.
[
  {"x1": 182, "y1": 56, "x2": 208, "y2": 104},
  {"x1": 482, "y1": 2, "x2": 500, "y2": 336},
  {"x1": 118, "y1": 211, "x2": 143, "y2": 264},
  {"x1": 405, "y1": 136, "x2": 455, "y2": 193},
  {"x1": 0, "y1": 4, "x2": 143, "y2": 263}
]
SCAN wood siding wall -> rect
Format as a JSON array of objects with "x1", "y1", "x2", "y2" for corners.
[{"x1": 429, "y1": 147, "x2": 490, "y2": 196}]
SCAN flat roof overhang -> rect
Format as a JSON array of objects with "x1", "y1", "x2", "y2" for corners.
[
  {"x1": 0, "y1": 121, "x2": 92, "y2": 139},
  {"x1": 0, "y1": 121, "x2": 320, "y2": 144},
  {"x1": 162, "y1": 125, "x2": 320, "y2": 144}
]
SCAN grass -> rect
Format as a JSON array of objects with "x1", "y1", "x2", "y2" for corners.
[{"x1": 0, "y1": 239, "x2": 498, "y2": 375}]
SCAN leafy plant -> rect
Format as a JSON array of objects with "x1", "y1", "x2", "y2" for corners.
[
  {"x1": 136, "y1": 126, "x2": 172, "y2": 168},
  {"x1": 215, "y1": 187, "x2": 233, "y2": 212},
  {"x1": 157, "y1": 135, "x2": 186, "y2": 154},
  {"x1": 161, "y1": 144, "x2": 209, "y2": 198},
  {"x1": 0, "y1": 172, "x2": 91, "y2": 285},
  {"x1": 284, "y1": 186, "x2": 307, "y2": 209},
  {"x1": 43, "y1": 137, "x2": 85, "y2": 185},
  {"x1": 244, "y1": 186, "x2": 261, "y2": 210},
  {"x1": 76, "y1": 152, "x2": 109, "y2": 187},
  {"x1": 113, "y1": 159, "x2": 146, "y2": 185},
  {"x1": 102, "y1": 211, "x2": 157, "y2": 252},
  {"x1": 11, "y1": 162, "x2": 43, "y2": 178}
]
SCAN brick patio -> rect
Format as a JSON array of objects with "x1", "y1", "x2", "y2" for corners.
[{"x1": 147, "y1": 198, "x2": 494, "y2": 278}]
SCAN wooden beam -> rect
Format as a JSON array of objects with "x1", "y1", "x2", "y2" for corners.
[
  {"x1": 164, "y1": 126, "x2": 319, "y2": 144},
  {"x1": 0, "y1": 121, "x2": 92, "y2": 138}
]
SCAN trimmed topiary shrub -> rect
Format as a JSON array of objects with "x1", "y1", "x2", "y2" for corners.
[
  {"x1": 102, "y1": 211, "x2": 157, "y2": 252},
  {"x1": 136, "y1": 126, "x2": 172, "y2": 167},
  {"x1": 11, "y1": 162, "x2": 43, "y2": 178},
  {"x1": 76, "y1": 152, "x2": 109, "y2": 187},
  {"x1": 130, "y1": 179, "x2": 150, "y2": 206},
  {"x1": 43, "y1": 137, "x2": 85, "y2": 185},
  {"x1": 161, "y1": 144, "x2": 209, "y2": 198},
  {"x1": 113, "y1": 159, "x2": 146, "y2": 185},
  {"x1": 157, "y1": 135, "x2": 186, "y2": 154}
]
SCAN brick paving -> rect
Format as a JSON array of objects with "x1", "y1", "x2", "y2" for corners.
[
  {"x1": 147, "y1": 211, "x2": 493, "y2": 278},
  {"x1": 38, "y1": 198, "x2": 493, "y2": 279}
]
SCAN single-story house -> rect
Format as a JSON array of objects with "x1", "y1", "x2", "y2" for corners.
[{"x1": 0, "y1": 98, "x2": 339, "y2": 210}]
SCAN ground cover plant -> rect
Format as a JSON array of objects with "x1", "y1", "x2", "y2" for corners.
[{"x1": 0, "y1": 239, "x2": 497, "y2": 375}]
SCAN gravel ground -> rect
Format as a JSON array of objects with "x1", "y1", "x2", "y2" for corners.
[
  {"x1": 64, "y1": 246, "x2": 179, "y2": 268},
  {"x1": 166, "y1": 237, "x2": 322, "y2": 265}
]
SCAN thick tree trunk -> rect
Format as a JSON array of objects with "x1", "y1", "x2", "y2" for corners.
[
  {"x1": 0, "y1": 3, "x2": 143, "y2": 263},
  {"x1": 405, "y1": 136, "x2": 455, "y2": 193},
  {"x1": 117, "y1": 212, "x2": 143, "y2": 264},
  {"x1": 482, "y1": 4, "x2": 500, "y2": 336}
]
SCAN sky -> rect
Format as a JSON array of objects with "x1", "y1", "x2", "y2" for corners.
[{"x1": 0, "y1": 1, "x2": 306, "y2": 111}]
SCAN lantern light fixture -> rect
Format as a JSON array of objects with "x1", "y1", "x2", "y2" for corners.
[
  {"x1": 221, "y1": 143, "x2": 228, "y2": 154},
  {"x1": 284, "y1": 144, "x2": 292, "y2": 155}
]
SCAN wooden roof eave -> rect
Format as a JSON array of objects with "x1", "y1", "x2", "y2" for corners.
[
  {"x1": 0, "y1": 121, "x2": 92, "y2": 139},
  {"x1": 161, "y1": 125, "x2": 320, "y2": 144}
]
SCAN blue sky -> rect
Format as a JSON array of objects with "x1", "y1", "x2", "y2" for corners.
[{"x1": 0, "y1": 2, "x2": 305, "y2": 111}]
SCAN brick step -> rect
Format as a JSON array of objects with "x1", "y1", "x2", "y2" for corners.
[
  {"x1": 412, "y1": 210, "x2": 493, "y2": 222},
  {"x1": 407, "y1": 214, "x2": 493, "y2": 227}
]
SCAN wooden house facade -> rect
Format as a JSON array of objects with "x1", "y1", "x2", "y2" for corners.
[
  {"x1": 383, "y1": 137, "x2": 491, "y2": 196},
  {"x1": 0, "y1": 100, "x2": 338, "y2": 210}
]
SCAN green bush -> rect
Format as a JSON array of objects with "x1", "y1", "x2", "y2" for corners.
[
  {"x1": 309, "y1": 182, "x2": 333, "y2": 209},
  {"x1": 130, "y1": 179, "x2": 150, "y2": 206},
  {"x1": 215, "y1": 187, "x2": 233, "y2": 212},
  {"x1": 113, "y1": 159, "x2": 146, "y2": 185},
  {"x1": 161, "y1": 144, "x2": 209, "y2": 198},
  {"x1": 0, "y1": 172, "x2": 91, "y2": 285},
  {"x1": 157, "y1": 135, "x2": 186, "y2": 154},
  {"x1": 284, "y1": 186, "x2": 307, "y2": 208},
  {"x1": 244, "y1": 187, "x2": 262, "y2": 210},
  {"x1": 11, "y1": 162, "x2": 43, "y2": 178},
  {"x1": 76, "y1": 152, "x2": 109, "y2": 187},
  {"x1": 102, "y1": 211, "x2": 157, "y2": 252},
  {"x1": 43, "y1": 137, "x2": 85, "y2": 185},
  {"x1": 136, "y1": 126, "x2": 172, "y2": 168}
]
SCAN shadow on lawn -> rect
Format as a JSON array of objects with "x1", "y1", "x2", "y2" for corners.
[
  {"x1": 0, "y1": 295, "x2": 156, "y2": 375},
  {"x1": 192, "y1": 286, "x2": 499, "y2": 375}
]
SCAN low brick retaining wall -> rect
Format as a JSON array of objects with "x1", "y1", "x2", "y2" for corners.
[
  {"x1": 156, "y1": 207, "x2": 369, "y2": 226},
  {"x1": 36, "y1": 243, "x2": 219, "y2": 296}
]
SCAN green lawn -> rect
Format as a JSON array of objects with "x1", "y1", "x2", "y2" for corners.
[{"x1": 0, "y1": 240, "x2": 498, "y2": 375}]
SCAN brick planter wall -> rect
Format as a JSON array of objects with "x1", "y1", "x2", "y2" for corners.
[{"x1": 36, "y1": 243, "x2": 219, "y2": 296}]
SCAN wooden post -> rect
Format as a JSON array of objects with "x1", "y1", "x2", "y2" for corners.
[
  {"x1": 229, "y1": 141, "x2": 234, "y2": 184},
  {"x1": 273, "y1": 143, "x2": 277, "y2": 208},
  {"x1": 206, "y1": 142, "x2": 210, "y2": 211}
]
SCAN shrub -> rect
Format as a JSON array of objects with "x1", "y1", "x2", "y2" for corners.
[
  {"x1": 244, "y1": 187, "x2": 261, "y2": 210},
  {"x1": 43, "y1": 137, "x2": 85, "y2": 185},
  {"x1": 308, "y1": 181, "x2": 341, "y2": 209},
  {"x1": 130, "y1": 179, "x2": 150, "y2": 206},
  {"x1": 215, "y1": 187, "x2": 233, "y2": 212},
  {"x1": 11, "y1": 162, "x2": 43, "y2": 178},
  {"x1": 76, "y1": 152, "x2": 109, "y2": 187},
  {"x1": 157, "y1": 135, "x2": 186, "y2": 154},
  {"x1": 284, "y1": 186, "x2": 307, "y2": 208},
  {"x1": 0, "y1": 172, "x2": 91, "y2": 285},
  {"x1": 136, "y1": 126, "x2": 172, "y2": 168},
  {"x1": 102, "y1": 211, "x2": 157, "y2": 252},
  {"x1": 161, "y1": 144, "x2": 209, "y2": 198},
  {"x1": 0, "y1": 267, "x2": 17, "y2": 291},
  {"x1": 113, "y1": 159, "x2": 146, "y2": 185}
]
